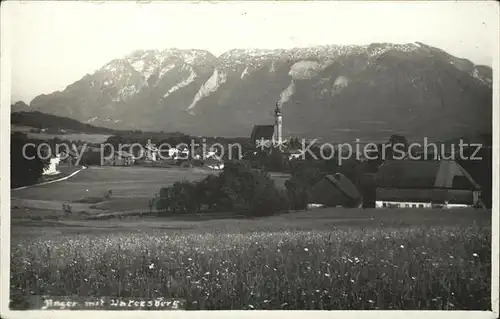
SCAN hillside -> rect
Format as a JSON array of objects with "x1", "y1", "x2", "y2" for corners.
[
  {"x1": 22, "y1": 42, "x2": 492, "y2": 143},
  {"x1": 11, "y1": 111, "x2": 116, "y2": 134}
]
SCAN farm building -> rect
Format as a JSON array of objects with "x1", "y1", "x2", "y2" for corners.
[
  {"x1": 309, "y1": 173, "x2": 362, "y2": 208},
  {"x1": 103, "y1": 151, "x2": 135, "y2": 166},
  {"x1": 374, "y1": 159, "x2": 482, "y2": 208}
]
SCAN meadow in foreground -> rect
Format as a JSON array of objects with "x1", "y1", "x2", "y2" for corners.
[{"x1": 10, "y1": 225, "x2": 491, "y2": 310}]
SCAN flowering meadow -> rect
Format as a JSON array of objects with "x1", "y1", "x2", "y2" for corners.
[{"x1": 10, "y1": 224, "x2": 491, "y2": 310}]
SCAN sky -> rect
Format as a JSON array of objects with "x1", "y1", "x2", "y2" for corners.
[{"x1": 6, "y1": 0, "x2": 499, "y2": 103}]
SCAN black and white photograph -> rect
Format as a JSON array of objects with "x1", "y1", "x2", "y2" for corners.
[{"x1": 1, "y1": 0, "x2": 498, "y2": 316}]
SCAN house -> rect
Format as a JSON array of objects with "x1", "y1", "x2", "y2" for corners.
[
  {"x1": 204, "y1": 158, "x2": 224, "y2": 170},
  {"x1": 103, "y1": 151, "x2": 135, "y2": 166},
  {"x1": 145, "y1": 145, "x2": 159, "y2": 161},
  {"x1": 86, "y1": 146, "x2": 101, "y2": 152},
  {"x1": 173, "y1": 146, "x2": 190, "y2": 160},
  {"x1": 286, "y1": 148, "x2": 305, "y2": 161},
  {"x1": 374, "y1": 159, "x2": 482, "y2": 208},
  {"x1": 205, "y1": 150, "x2": 219, "y2": 159},
  {"x1": 309, "y1": 173, "x2": 362, "y2": 208},
  {"x1": 144, "y1": 139, "x2": 159, "y2": 161},
  {"x1": 164, "y1": 148, "x2": 178, "y2": 158},
  {"x1": 43, "y1": 154, "x2": 62, "y2": 176}
]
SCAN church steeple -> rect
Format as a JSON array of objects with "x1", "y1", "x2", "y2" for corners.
[
  {"x1": 274, "y1": 102, "x2": 283, "y2": 145},
  {"x1": 275, "y1": 102, "x2": 282, "y2": 116}
]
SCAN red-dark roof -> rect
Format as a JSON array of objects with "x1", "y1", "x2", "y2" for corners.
[
  {"x1": 376, "y1": 160, "x2": 440, "y2": 188},
  {"x1": 309, "y1": 173, "x2": 361, "y2": 207},
  {"x1": 251, "y1": 125, "x2": 274, "y2": 142},
  {"x1": 375, "y1": 160, "x2": 479, "y2": 190},
  {"x1": 324, "y1": 174, "x2": 360, "y2": 200}
]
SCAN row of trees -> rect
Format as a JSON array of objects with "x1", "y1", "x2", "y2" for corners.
[
  {"x1": 155, "y1": 162, "x2": 289, "y2": 217},
  {"x1": 152, "y1": 158, "x2": 377, "y2": 217},
  {"x1": 11, "y1": 111, "x2": 115, "y2": 134}
]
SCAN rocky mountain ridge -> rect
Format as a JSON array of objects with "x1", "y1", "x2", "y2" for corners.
[{"x1": 17, "y1": 42, "x2": 492, "y2": 142}]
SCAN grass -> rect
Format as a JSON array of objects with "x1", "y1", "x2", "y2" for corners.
[
  {"x1": 9, "y1": 166, "x2": 492, "y2": 310},
  {"x1": 10, "y1": 221, "x2": 491, "y2": 310},
  {"x1": 11, "y1": 166, "x2": 212, "y2": 211},
  {"x1": 11, "y1": 166, "x2": 214, "y2": 225}
]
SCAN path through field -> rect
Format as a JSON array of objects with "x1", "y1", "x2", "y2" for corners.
[{"x1": 11, "y1": 166, "x2": 214, "y2": 228}]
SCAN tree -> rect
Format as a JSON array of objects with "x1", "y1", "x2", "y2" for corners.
[
  {"x1": 388, "y1": 134, "x2": 409, "y2": 160},
  {"x1": 156, "y1": 181, "x2": 200, "y2": 215},
  {"x1": 156, "y1": 162, "x2": 289, "y2": 217},
  {"x1": 80, "y1": 150, "x2": 101, "y2": 166},
  {"x1": 11, "y1": 133, "x2": 48, "y2": 188},
  {"x1": 288, "y1": 137, "x2": 301, "y2": 149}
]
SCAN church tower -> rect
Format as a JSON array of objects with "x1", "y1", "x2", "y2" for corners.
[{"x1": 274, "y1": 102, "x2": 283, "y2": 145}]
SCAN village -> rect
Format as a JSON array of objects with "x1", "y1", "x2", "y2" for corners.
[
  {"x1": 40, "y1": 100, "x2": 489, "y2": 212},
  {"x1": 11, "y1": 100, "x2": 492, "y2": 311}
]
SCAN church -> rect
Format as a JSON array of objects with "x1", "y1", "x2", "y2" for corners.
[{"x1": 250, "y1": 102, "x2": 284, "y2": 149}]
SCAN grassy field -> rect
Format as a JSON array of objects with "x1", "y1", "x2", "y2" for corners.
[
  {"x1": 10, "y1": 213, "x2": 491, "y2": 310},
  {"x1": 9, "y1": 166, "x2": 492, "y2": 310},
  {"x1": 11, "y1": 166, "x2": 213, "y2": 215}
]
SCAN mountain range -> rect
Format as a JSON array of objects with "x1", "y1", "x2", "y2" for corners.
[{"x1": 13, "y1": 42, "x2": 492, "y2": 143}]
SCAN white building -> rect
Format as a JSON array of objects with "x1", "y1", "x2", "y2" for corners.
[
  {"x1": 43, "y1": 154, "x2": 61, "y2": 176},
  {"x1": 145, "y1": 139, "x2": 159, "y2": 161},
  {"x1": 374, "y1": 159, "x2": 483, "y2": 209}
]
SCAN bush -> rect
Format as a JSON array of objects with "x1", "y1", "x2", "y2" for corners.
[
  {"x1": 74, "y1": 190, "x2": 113, "y2": 204},
  {"x1": 285, "y1": 161, "x2": 327, "y2": 210},
  {"x1": 290, "y1": 162, "x2": 323, "y2": 185},
  {"x1": 249, "y1": 187, "x2": 289, "y2": 216},
  {"x1": 214, "y1": 162, "x2": 289, "y2": 216},
  {"x1": 156, "y1": 181, "x2": 201, "y2": 215},
  {"x1": 74, "y1": 197, "x2": 105, "y2": 204},
  {"x1": 285, "y1": 179, "x2": 309, "y2": 210},
  {"x1": 79, "y1": 151, "x2": 102, "y2": 166},
  {"x1": 195, "y1": 174, "x2": 224, "y2": 210}
]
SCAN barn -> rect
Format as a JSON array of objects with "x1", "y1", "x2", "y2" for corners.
[
  {"x1": 309, "y1": 173, "x2": 362, "y2": 208},
  {"x1": 374, "y1": 159, "x2": 482, "y2": 208}
]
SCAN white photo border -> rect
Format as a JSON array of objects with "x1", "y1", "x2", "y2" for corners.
[{"x1": 1, "y1": 1, "x2": 498, "y2": 318}]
